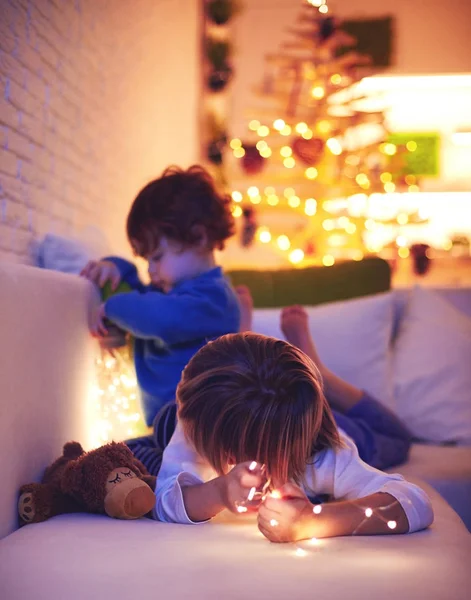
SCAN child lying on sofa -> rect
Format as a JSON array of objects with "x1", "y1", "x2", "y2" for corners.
[
  {"x1": 154, "y1": 332, "x2": 433, "y2": 541},
  {"x1": 153, "y1": 289, "x2": 412, "y2": 473}
]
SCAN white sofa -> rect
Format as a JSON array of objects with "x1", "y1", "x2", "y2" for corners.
[{"x1": 0, "y1": 262, "x2": 470, "y2": 600}]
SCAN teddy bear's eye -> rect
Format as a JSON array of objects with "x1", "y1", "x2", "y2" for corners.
[
  {"x1": 121, "y1": 470, "x2": 133, "y2": 478},
  {"x1": 108, "y1": 474, "x2": 121, "y2": 485}
]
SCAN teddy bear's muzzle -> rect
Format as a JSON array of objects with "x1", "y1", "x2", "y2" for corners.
[{"x1": 104, "y1": 478, "x2": 156, "y2": 519}]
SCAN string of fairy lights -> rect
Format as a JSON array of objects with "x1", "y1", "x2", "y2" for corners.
[
  {"x1": 236, "y1": 461, "x2": 399, "y2": 556},
  {"x1": 93, "y1": 347, "x2": 146, "y2": 445}
]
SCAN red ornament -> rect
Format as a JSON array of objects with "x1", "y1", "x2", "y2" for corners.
[
  {"x1": 292, "y1": 137, "x2": 325, "y2": 166},
  {"x1": 241, "y1": 145, "x2": 266, "y2": 175}
]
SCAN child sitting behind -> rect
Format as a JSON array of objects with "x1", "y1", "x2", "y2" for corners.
[
  {"x1": 155, "y1": 333, "x2": 433, "y2": 542},
  {"x1": 81, "y1": 165, "x2": 241, "y2": 435}
]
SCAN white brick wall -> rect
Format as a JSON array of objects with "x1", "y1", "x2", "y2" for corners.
[{"x1": 0, "y1": 0, "x2": 200, "y2": 263}]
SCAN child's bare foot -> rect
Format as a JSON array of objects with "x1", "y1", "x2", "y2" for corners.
[
  {"x1": 280, "y1": 306, "x2": 323, "y2": 368},
  {"x1": 236, "y1": 285, "x2": 253, "y2": 332}
]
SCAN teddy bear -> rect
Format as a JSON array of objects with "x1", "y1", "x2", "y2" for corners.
[{"x1": 18, "y1": 441, "x2": 157, "y2": 524}]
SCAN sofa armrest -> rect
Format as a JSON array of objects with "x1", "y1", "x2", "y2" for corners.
[{"x1": 0, "y1": 263, "x2": 100, "y2": 539}]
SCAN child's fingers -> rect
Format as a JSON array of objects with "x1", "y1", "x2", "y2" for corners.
[
  {"x1": 80, "y1": 261, "x2": 95, "y2": 278},
  {"x1": 111, "y1": 272, "x2": 121, "y2": 291},
  {"x1": 259, "y1": 501, "x2": 282, "y2": 521},
  {"x1": 98, "y1": 269, "x2": 109, "y2": 288}
]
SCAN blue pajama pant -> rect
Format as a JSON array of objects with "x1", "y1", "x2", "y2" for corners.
[{"x1": 126, "y1": 393, "x2": 411, "y2": 477}]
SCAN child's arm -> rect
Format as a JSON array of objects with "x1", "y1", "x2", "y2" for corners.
[
  {"x1": 259, "y1": 435, "x2": 433, "y2": 542},
  {"x1": 155, "y1": 424, "x2": 263, "y2": 523},
  {"x1": 104, "y1": 283, "x2": 239, "y2": 343},
  {"x1": 258, "y1": 484, "x2": 409, "y2": 542}
]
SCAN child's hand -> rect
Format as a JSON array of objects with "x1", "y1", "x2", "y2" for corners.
[
  {"x1": 219, "y1": 462, "x2": 266, "y2": 514},
  {"x1": 80, "y1": 260, "x2": 121, "y2": 291},
  {"x1": 258, "y1": 483, "x2": 316, "y2": 543},
  {"x1": 90, "y1": 302, "x2": 108, "y2": 338}
]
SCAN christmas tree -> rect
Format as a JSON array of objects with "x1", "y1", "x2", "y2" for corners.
[{"x1": 228, "y1": 0, "x2": 426, "y2": 266}]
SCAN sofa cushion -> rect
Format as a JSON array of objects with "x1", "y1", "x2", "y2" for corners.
[
  {"x1": 0, "y1": 485, "x2": 470, "y2": 600},
  {"x1": 393, "y1": 286, "x2": 471, "y2": 444},
  {"x1": 252, "y1": 292, "x2": 395, "y2": 407},
  {"x1": 228, "y1": 257, "x2": 391, "y2": 308}
]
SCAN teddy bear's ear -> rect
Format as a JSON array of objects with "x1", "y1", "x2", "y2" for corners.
[
  {"x1": 61, "y1": 461, "x2": 84, "y2": 497},
  {"x1": 63, "y1": 442, "x2": 85, "y2": 460}
]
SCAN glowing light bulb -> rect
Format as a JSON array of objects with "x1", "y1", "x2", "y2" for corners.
[
  {"x1": 230, "y1": 138, "x2": 242, "y2": 149},
  {"x1": 247, "y1": 487, "x2": 256, "y2": 501},
  {"x1": 319, "y1": 4, "x2": 328, "y2": 13},
  {"x1": 270, "y1": 519, "x2": 279, "y2": 527},
  {"x1": 267, "y1": 194, "x2": 279, "y2": 206},
  {"x1": 322, "y1": 219, "x2": 335, "y2": 231},
  {"x1": 311, "y1": 86, "x2": 325, "y2": 99},
  {"x1": 280, "y1": 146, "x2": 293, "y2": 158},
  {"x1": 280, "y1": 125, "x2": 292, "y2": 136},
  {"x1": 260, "y1": 147, "x2": 272, "y2": 158},
  {"x1": 302, "y1": 129, "x2": 313, "y2": 139},
  {"x1": 289, "y1": 249, "x2": 304, "y2": 264},
  {"x1": 304, "y1": 198, "x2": 317, "y2": 216},
  {"x1": 381, "y1": 143, "x2": 397, "y2": 156},
  {"x1": 283, "y1": 187, "x2": 295, "y2": 198},
  {"x1": 397, "y1": 213, "x2": 408, "y2": 225},
  {"x1": 259, "y1": 229, "x2": 272, "y2": 243},
  {"x1": 330, "y1": 73, "x2": 342, "y2": 85},
  {"x1": 273, "y1": 119, "x2": 286, "y2": 131},
  {"x1": 365, "y1": 508, "x2": 373, "y2": 518},
  {"x1": 313, "y1": 505, "x2": 322, "y2": 514},
  {"x1": 408, "y1": 185, "x2": 420, "y2": 193},
  {"x1": 384, "y1": 182, "x2": 396, "y2": 193},
  {"x1": 388, "y1": 520, "x2": 397, "y2": 530},
  {"x1": 396, "y1": 235, "x2": 407, "y2": 248},
  {"x1": 234, "y1": 147, "x2": 245, "y2": 158},
  {"x1": 283, "y1": 157, "x2": 296, "y2": 168},
  {"x1": 380, "y1": 172, "x2": 392, "y2": 183},
  {"x1": 249, "y1": 120, "x2": 260, "y2": 131},
  {"x1": 271, "y1": 490, "x2": 282, "y2": 499},
  {"x1": 346, "y1": 223, "x2": 357, "y2": 234},
  {"x1": 305, "y1": 167, "x2": 318, "y2": 180},
  {"x1": 326, "y1": 137, "x2": 342, "y2": 155},
  {"x1": 288, "y1": 195, "x2": 301, "y2": 208},
  {"x1": 256, "y1": 140, "x2": 268, "y2": 151},
  {"x1": 251, "y1": 195, "x2": 261, "y2": 205},
  {"x1": 295, "y1": 122, "x2": 308, "y2": 134},
  {"x1": 247, "y1": 186, "x2": 259, "y2": 198},
  {"x1": 264, "y1": 186, "x2": 275, "y2": 196},
  {"x1": 317, "y1": 120, "x2": 331, "y2": 135},
  {"x1": 398, "y1": 247, "x2": 410, "y2": 258},
  {"x1": 406, "y1": 141, "x2": 417, "y2": 152},
  {"x1": 232, "y1": 191, "x2": 243, "y2": 203},
  {"x1": 323, "y1": 255, "x2": 335, "y2": 266},
  {"x1": 277, "y1": 235, "x2": 291, "y2": 251},
  {"x1": 237, "y1": 505, "x2": 248, "y2": 513},
  {"x1": 232, "y1": 205, "x2": 243, "y2": 218},
  {"x1": 257, "y1": 125, "x2": 270, "y2": 137}
]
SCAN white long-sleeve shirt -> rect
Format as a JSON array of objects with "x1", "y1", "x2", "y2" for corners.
[{"x1": 154, "y1": 423, "x2": 434, "y2": 533}]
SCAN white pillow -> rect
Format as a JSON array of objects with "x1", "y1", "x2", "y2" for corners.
[
  {"x1": 252, "y1": 292, "x2": 394, "y2": 408},
  {"x1": 393, "y1": 286, "x2": 471, "y2": 444}
]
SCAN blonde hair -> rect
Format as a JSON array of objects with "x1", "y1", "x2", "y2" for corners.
[{"x1": 177, "y1": 333, "x2": 342, "y2": 486}]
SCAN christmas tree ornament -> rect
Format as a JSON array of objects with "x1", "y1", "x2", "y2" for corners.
[
  {"x1": 240, "y1": 206, "x2": 258, "y2": 247},
  {"x1": 206, "y1": 0, "x2": 239, "y2": 26},
  {"x1": 292, "y1": 136, "x2": 325, "y2": 166},
  {"x1": 241, "y1": 144, "x2": 266, "y2": 175}
]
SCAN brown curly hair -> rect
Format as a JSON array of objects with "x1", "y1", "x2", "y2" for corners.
[{"x1": 127, "y1": 165, "x2": 235, "y2": 256}]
